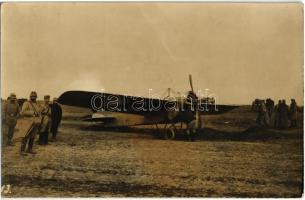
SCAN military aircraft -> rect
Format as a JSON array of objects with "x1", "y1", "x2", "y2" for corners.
[{"x1": 58, "y1": 75, "x2": 238, "y2": 140}]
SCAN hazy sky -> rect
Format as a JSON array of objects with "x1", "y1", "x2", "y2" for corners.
[{"x1": 1, "y1": 3, "x2": 303, "y2": 104}]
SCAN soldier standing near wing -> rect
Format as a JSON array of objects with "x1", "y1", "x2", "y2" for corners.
[
  {"x1": 4, "y1": 93, "x2": 20, "y2": 146},
  {"x1": 279, "y1": 99, "x2": 289, "y2": 129},
  {"x1": 20, "y1": 91, "x2": 41, "y2": 156},
  {"x1": 274, "y1": 100, "x2": 281, "y2": 128},
  {"x1": 39, "y1": 95, "x2": 51, "y2": 145},
  {"x1": 257, "y1": 100, "x2": 270, "y2": 127},
  {"x1": 266, "y1": 98, "x2": 274, "y2": 119},
  {"x1": 289, "y1": 99, "x2": 298, "y2": 128},
  {"x1": 50, "y1": 98, "x2": 62, "y2": 141}
]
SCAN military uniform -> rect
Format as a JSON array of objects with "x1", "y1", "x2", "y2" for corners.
[
  {"x1": 273, "y1": 101, "x2": 281, "y2": 128},
  {"x1": 20, "y1": 91, "x2": 41, "y2": 155},
  {"x1": 290, "y1": 99, "x2": 298, "y2": 128},
  {"x1": 39, "y1": 95, "x2": 51, "y2": 145},
  {"x1": 4, "y1": 93, "x2": 20, "y2": 145},
  {"x1": 266, "y1": 98, "x2": 274, "y2": 118},
  {"x1": 50, "y1": 98, "x2": 62, "y2": 140},
  {"x1": 257, "y1": 101, "x2": 270, "y2": 127},
  {"x1": 279, "y1": 100, "x2": 289, "y2": 129}
]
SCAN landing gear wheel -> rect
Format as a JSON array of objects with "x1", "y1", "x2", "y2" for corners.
[{"x1": 164, "y1": 125, "x2": 176, "y2": 140}]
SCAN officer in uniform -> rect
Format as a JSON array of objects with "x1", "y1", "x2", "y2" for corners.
[
  {"x1": 279, "y1": 99, "x2": 289, "y2": 129},
  {"x1": 20, "y1": 91, "x2": 41, "y2": 155},
  {"x1": 273, "y1": 100, "x2": 282, "y2": 128},
  {"x1": 39, "y1": 95, "x2": 51, "y2": 145},
  {"x1": 265, "y1": 98, "x2": 274, "y2": 119},
  {"x1": 257, "y1": 100, "x2": 270, "y2": 127},
  {"x1": 289, "y1": 99, "x2": 298, "y2": 128},
  {"x1": 50, "y1": 97, "x2": 62, "y2": 141},
  {"x1": 4, "y1": 93, "x2": 20, "y2": 146}
]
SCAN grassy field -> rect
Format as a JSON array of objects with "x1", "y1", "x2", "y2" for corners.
[{"x1": 1, "y1": 105, "x2": 303, "y2": 197}]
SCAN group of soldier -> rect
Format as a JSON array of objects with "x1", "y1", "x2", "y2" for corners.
[
  {"x1": 253, "y1": 98, "x2": 299, "y2": 129},
  {"x1": 3, "y1": 91, "x2": 62, "y2": 156}
]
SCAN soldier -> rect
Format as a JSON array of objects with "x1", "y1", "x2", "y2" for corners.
[
  {"x1": 257, "y1": 100, "x2": 270, "y2": 127},
  {"x1": 4, "y1": 93, "x2": 20, "y2": 146},
  {"x1": 20, "y1": 91, "x2": 41, "y2": 156},
  {"x1": 39, "y1": 95, "x2": 51, "y2": 145},
  {"x1": 185, "y1": 91, "x2": 198, "y2": 141},
  {"x1": 279, "y1": 99, "x2": 289, "y2": 129},
  {"x1": 266, "y1": 98, "x2": 274, "y2": 119},
  {"x1": 273, "y1": 100, "x2": 281, "y2": 128},
  {"x1": 289, "y1": 99, "x2": 298, "y2": 128},
  {"x1": 50, "y1": 98, "x2": 62, "y2": 141}
]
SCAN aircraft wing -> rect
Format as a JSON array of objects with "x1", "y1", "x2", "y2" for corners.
[
  {"x1": 58, "y1": 90, "x2": 168, "y2": 115},
  {"x1": 58, "y1": 90, "x2": 239, "y2": 116}
]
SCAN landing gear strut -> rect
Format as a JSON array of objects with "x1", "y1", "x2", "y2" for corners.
[{"x1": 155, "y1": 120, "x2": 201, "y2": 141}]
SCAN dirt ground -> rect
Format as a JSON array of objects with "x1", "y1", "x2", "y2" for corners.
[{"x1": 1, "y1": 106, "x2": 303, "y2": 197}]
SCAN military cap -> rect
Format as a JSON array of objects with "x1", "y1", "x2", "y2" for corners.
[
  {"x1": 9, "y1": 93, "x2": 16, "y2": 99},
  {"x1": 30, "y1": 91, "x2": 37, "y2": 97},
  {"x1": 44, "y1": 95, "x2": 50, "y2": 100}
]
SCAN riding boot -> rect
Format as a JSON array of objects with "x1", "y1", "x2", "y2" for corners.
[
  {"x1": 20, "y1": 138, "x2": 28, "y2": 156},
  {"x1": 38, "y1": 132, "x2": 43, "y2": 145},
  {"x1": 26, "y1": 137, "x2": 35, "y2": 153}
]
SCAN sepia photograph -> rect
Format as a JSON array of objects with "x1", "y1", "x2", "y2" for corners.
[{"x1": 1, "y1": 2, "x2": 304, "y2": 197}]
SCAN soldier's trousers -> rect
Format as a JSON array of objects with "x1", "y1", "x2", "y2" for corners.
[
  {"x1": 39, "y1": 119, "x2": 50, "y2": 145},
  {"x1": 39, "y1": 129, "x2": 49, "y2": 145},
  {"x1": 21, "y1": 126, "x2": 38, "y2": 153},
  {"x1": 7, "y1": 123, "x2": 16, "y2": 144},
  {"x1": 51, "y1": 121, "x2": 60, "y2": 139}
]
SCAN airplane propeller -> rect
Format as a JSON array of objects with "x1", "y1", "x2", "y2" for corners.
[
  {"x1": 188, "y1": 74, "x2": 202, "y2": 132},
  {"x1": 165, "y1": 74, "x2": 202, "y2": 140},
  {"x1": 189, "y1": 74, "x2": 194, "y2": 93}
]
